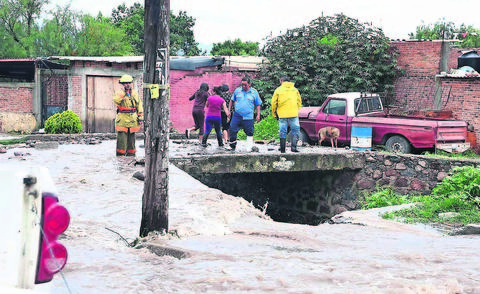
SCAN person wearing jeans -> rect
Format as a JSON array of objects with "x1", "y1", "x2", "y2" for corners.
[
  {"x1": 228, "y1": 77, "x2": 262, "y2": 152},
  {"x1": 202, "y1": 86, "x2": 230, "y2": 147},
  {"x1": 271, "y1": 75, "x2": 302, "y2": 153}
]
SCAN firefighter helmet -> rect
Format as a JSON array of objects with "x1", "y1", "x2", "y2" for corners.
[{"x1": 119, "y1": 75, "x2": 134, "y2": 83}]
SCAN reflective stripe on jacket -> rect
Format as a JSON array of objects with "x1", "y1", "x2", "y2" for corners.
[{"x1": 113, "y1": 90, "x2": 144, "y2": 131}]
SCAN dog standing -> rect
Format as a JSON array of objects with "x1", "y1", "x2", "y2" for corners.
[{"x1": 318, "y1": 126, "x2": 340, "y2": 148}]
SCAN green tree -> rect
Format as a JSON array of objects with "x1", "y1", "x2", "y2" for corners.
[
  {"x1": 459, "y1": 27, "x2": 480, "y2": 48},
  {"x1": 76, "y1": 14, "x2": 133, "y2": 56},
  {"x1": 35, "y1": 5, "x2": 80, "y2": 56},
  {"x1": 111, "y1": 2, "x2": 200, "y2": 56},
  {"x1": 170, "y1": 10, "x2": 200, "y2": 56},
  {"x1": 409, "y1": 18, "x2": 480, "y2": 48},
  {"x1": 409, "y1": 18, "x2": 456, "y2": 40},
  {"x1": 257, "y1": 14, "x2": 401, "y2": 107},
  {"x1": 0, "y1": 0, "x2": 48, "y2": 57},
  {"x1": 111, "y1": 2, "x2": 144, "y2": 54},
  {"x1": 210, "y1": 39, "x2": 259, "y2": 56}
]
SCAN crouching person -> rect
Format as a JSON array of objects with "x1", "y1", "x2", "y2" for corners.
[{"x1": 114, "y1": 75, "x2": 144, "y2": 156}]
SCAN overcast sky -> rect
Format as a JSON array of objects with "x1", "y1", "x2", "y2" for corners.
[{"x1": 49, "y1": 0, "x2": 480, "y2": 47}]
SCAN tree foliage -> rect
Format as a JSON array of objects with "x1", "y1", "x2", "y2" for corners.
[
  {"x1": 111, "y1": 2, "x2": 200, "y2": 56},
  {"x1": 170, "y1": 10, "x2": 200, "y2": 56},
  {"x1": 0, "y1": 0, "x2": 48, "y2": 57},
  {"x1": 409, "y1": 18, "x2": 480, "y2": 48},
  {"x1": 211, "y1": 39, "x2": 259, "y2": 56},
  {"x1": 257, "y1": 14, "x2": 401, "y2": 107},
  {"x1": 111, "y1": 2, "x2": 144, "y2": 54},
  {"x1": 76, "y1": 14, "x2": 133, "y2": 56},
  {"x1": 0, "y1": 0, "x2": 201, "y2": 58},
  {"x1": 35, "y1": 5, "x2": 80, "y2": 56},
  {"x1": 409, "y1": 19, "x2": 457, "y2": 40}
]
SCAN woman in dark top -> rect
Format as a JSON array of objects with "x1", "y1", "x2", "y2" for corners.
[
  {"x1": 185, "y1": 83, "x2": 209, "y2": 144},
  {"x1": 220, "y1": 84, "x2": 232, "y2": 145}
]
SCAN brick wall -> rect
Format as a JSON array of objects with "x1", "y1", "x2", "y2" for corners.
[
  {"x1": 170, "y1": 69, "x2": 251, "y2": 132},
  {"x1": 392, "y1": 41, "x2": 480, "y2": 152},
  {"x1": 438, "y1": 77, "x2": 480, "y2": 150},
  {"x1": 70, "y1": 75, "x2": 83, "y2": 116},
  {"x1": 0, "y1": 84, "x2": 34, "y2": 113},
  {"x1": 393, "y1": 41, "x2": 444, "y2": 77},
  {"x1": 44, "y1": 74, "x2": 68, "y2": 107}
]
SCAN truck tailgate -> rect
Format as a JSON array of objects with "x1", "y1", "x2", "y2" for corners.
[{"x1": 436, "y1": 121, "x2": 468, "y2": 143}]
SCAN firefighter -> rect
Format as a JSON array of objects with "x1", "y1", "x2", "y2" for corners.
[{"x1": 113, "y1": 75, "x2": 144, "y2": 156}]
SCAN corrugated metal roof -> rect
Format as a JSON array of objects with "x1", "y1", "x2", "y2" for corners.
[
  {"x1": 48, "y1": 56, "x2": 144, "y2": 63},
  {"x1": 47, "y1": 55, "x2": 266, "y2": 71},
  {"x1": 0, "y1": 59, "x2": 68, "y2": 80},
  {"x1": 48, "y1": 55, "x2": 226, "y2": 71},
  {"x1": 170, "y1": 56, "x2": 224, "y2": 70},
  {"x1": 222, "y1": 56, "x2": 266, "y2": 71},
  {"x1": 0, "y1": 58, "x2": 36, "y2": 62}
]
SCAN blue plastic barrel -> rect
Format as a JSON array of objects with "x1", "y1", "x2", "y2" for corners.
[{"x1": 351, "y1": 125, "x2": 372, "y2": 151}]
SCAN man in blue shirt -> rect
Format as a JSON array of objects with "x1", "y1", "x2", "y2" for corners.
[{"x1": 228, "y1": 77, "x2": 262, "y2": 151}]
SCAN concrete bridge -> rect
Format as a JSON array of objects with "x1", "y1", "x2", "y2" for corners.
[
  {"x1": 20, "y1": 134, "x2": 480, "y2": 225},
  {"x1": 170, "y1": 148, "x2": 480, "y2": 225}
]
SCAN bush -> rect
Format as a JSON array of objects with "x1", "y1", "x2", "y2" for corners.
[
  {"x1": 236, "y1": 114, "x2": 280, "y2": 141},
  {"x1": 362, "y1": 186, "x2": 407, "y2": 209},
  {"x1": 44, "y1": 110, "x2": 82, "y2": 134},
  {"x1": 253, "y1": 114, "x2": 279, "y2": 141},
  {"x1": 379, "y1": 166, "x2": 480, "y2": 225},
  {"x1": 432, "y1": 166, "x2": 480, "y2": 209}
]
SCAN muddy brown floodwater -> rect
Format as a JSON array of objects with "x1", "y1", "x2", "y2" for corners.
[{"x1": 1, "y1": 139, "x2": 480, "y2": 293}]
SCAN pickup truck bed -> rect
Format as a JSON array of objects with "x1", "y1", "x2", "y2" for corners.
[{"x1": 298, "y1": 92, "x2": 470, "y2": 154}]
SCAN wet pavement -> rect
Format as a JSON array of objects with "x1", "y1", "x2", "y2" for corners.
[{"x1": 1, "y1": 138, "x2": 480, "y2": 293}]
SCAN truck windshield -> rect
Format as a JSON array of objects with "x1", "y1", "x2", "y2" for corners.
[{"x1": 354, "y1": 96, "x2": 382, "y2": 114}]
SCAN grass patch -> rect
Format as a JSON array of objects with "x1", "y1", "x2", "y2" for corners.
[
  {"x1": 423, "y1": 149, "x2": 480, "y2": 159},
  {"x1": 362, "y1": 186, "x2": 428, "y2": 210},
  {"x1": 382, "y1": 196, "x2": 480, "y2": 225},
  {"x1": 0, "y1": 137, "x2": 28, "y2": 145},
  {"x1": 363, "y1": 166, "x2": 480, "y2": 225}
]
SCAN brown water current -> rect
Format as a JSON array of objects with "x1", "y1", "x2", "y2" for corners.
[{"x1": 1, "y1": 140, "x2": 480, "y2": 293}]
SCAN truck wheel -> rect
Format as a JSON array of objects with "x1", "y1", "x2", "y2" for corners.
[{"x1": 385, "y1": 136, "x2": 411, "y2": 154}]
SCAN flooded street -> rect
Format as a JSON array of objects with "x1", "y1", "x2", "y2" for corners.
[{"x1": 2, "y1": 139, "x2": 480, "y2": 293}]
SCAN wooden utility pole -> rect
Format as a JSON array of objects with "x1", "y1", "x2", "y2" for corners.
[{"x1": 140, "y1": 0, "x2": 170, "y2": 237}]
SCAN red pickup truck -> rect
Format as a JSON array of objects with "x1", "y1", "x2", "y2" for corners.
[{"x1": 297, "y1": 92, "x2": 470, "y2": 154}]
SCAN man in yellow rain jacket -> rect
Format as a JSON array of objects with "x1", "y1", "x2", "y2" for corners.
[
  {"x1": 113, "y1": 75, "x2": 144, "y2": 156},
  {"x1": 271, "y1": 75, "x2": 302, "y2": 153}
]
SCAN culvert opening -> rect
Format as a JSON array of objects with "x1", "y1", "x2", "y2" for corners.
[{"x1": 195, "y1": 170, "x2": 360, "y2": 226}]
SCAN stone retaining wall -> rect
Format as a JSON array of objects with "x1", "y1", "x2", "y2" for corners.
[
  {"x1": 172, "y1": 151, "x2": 480, "y2": 225},
  {"x1": 355, "y1": 152, "x2": 480, "y2": 196}
]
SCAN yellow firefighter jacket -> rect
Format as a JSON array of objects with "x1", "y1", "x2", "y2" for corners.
[{"x1": 113, "y1": 90, "x2": 144, "y2": 132}]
